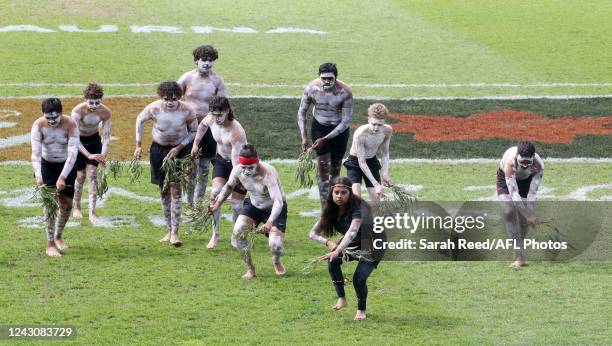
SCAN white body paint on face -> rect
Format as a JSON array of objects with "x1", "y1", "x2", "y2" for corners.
[
  {"x1": 86, "y1": 98, "x2": 101, "y2": 111},
  {"x1": 319, "y1": 72, "x2": 336, "y2": 91},
  {"x1": 44, "y1": 112, "x2": 61, "y2": 127},
  {"x1": 177, "y1": 69, "x2": 227, "y2": 121},
  {"x1": 71, "y1": 101, "x2": 112, "y2": 137},
  {"x1": 499, "y1": 147, "x2": 543, "y2": 181},
  {"x1": 196, "y1": 58, "x2": 213, "y2": 75},
  {"x1": 349, "y1": 123, "x2": 392, "y2": 158}
]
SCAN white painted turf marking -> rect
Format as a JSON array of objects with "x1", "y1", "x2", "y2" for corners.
[{"x1": 1, "y1": 82, "x2": 611, "y2": 88}]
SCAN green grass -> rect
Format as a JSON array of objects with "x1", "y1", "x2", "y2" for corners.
[
  {"x1": 0, "y1": 1, "x2": 610, "y2": 97},
  {"x1": 0, "y1": 163, "x2": 611, "y2": 344}
]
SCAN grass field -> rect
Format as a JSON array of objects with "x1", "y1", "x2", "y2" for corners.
[
  {"x1": 0, "y1": 162, "x2": 611, "y2": 344},
  {"x1": 1, "y1": 0, "x2": 611, "y2": 344}
]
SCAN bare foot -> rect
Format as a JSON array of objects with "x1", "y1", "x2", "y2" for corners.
[
  {"x1": 88, "y1": 212, "x2": 98, "y2": 224},
  {"x1": 242, "y1": 268, "x2": 256, "y2": 280},
  {"x1": 333, "y1": 297, "x2": 347, "y2": 310},
  {"x1": 206, "y1": 233, "x2": 219, "y2": 249},
  {"x1": 72, "y1": 209, "x2": 83, "y2": 219},
  {"x1": 159, "y1": 232, "x2": 171, "y2": 243},
  {"x1": 354, "y1": 310, "x2": 366, "y2": 321},
  {"x1": 170, "y1": 233, "x2": 182, "y2": 247},
  {"x1": 509, "y1": 259, "x2": 527, "y2": 268},
  {"x1": 273, "y1": 262, "x2": 286, "y2": 276},
  {"x1": 54, "y1": 238, "x2": 69, "y2": 251},
  {"x1": 46, "y1": 245, "x2": 62, "y2": 257}
]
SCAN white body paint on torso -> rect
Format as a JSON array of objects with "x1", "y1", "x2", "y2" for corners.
[
  {"x1": 178, "y1": 70, "x2": 227, "y2": 120},
  {"x1": 499, "y1": 147, "x2": 543, "y2": 181},
  {"x1": 148, "y1": 101, "x2": 193, "y2": 146},
  {"x1": 78, "y1": 111, "x2": 102, "y2": 136},
  {"x1": 41, "y1": 126, "x2": 70, "y2": 162},
  {"x1": 304, "y1": 80, "x2": 352, "y2": 126},
  {"x1": 349, "y1": 124, "x2": 392, "y2": 158},
  {"x1": 204, "y1": 116, "x2": 246, "y2": 160},
  {"x1": 237, "y1": 162, "x2": 286, "y2": 209}
]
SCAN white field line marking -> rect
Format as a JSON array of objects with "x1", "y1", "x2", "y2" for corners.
[
  {"x1": 1, "y1": 94, "x2": 612, "y2": 101},
  {"x1": 1, "y1": 82, "x2": 611, "y2": 88},
  {"x1": 2, "y1": 158, "x2": 612, "y2": 166}
]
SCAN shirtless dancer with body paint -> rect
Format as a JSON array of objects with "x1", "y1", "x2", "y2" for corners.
[
  {"x1": 191, "y1": 96, "x2": 247, "y2": 249},
  {"x1": 31, "y1": 98, "x2": 79, "y2": 257},
  {"x1": 298, "y1": 62, "x2": 353, "y2": 205},
  {"x1": 497, "y1": 141, "x2": 544, "y2": 268},
  {"x1": 210, "y1": 144, "x2": 288, "y2": 279},
  {"x1": 343, "y1": 103, "x2": 393, "y2": 205},
  {"x1": 178, "y1": 44, "x2": 227, "y2": 208},
  {"x1": 134, "y1": 81, "x2": 197, "y2": 246},
  {"x1": 70, "y1": 82, "x2": 112, "y2": 223}
]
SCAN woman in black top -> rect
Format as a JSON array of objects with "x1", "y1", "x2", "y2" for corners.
[{"x1": 309, "y1": 176, "x2": 384, "y2": 320}]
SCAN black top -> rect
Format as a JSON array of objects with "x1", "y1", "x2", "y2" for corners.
[{"x1": 333, "y1": 200, "x2": 365, "y2": 249}]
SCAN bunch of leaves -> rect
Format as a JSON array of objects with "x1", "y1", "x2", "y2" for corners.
[
  {"x1": 178, "y1": 154, "x2": 196, "y2": 192},
  {"x1": 33, "y1": 184, "x2": 59, "y2": 223},
  {"x1": 107, "y1": 160, "x2": 123, "y2": 180},
  {"x1": 378, "y1": 184, "x2": 417, "y2": 216},
  {"x1": 183, "y1": 198, "x2": 212, "y2": 234},
  {"x1": 128, "y1": 157, "x2": 143, "y2": 184},
  {"x1": 302, "y1": 246, "x2": 373, "y2": 275},
  {"x1": 161, "y1": 156, "x2": 181, "y2": 192},
  {"x1": 533, "y1": 219, "x2": 577, "y2": 256},
  {"x1": 96, "y1": 165, "x2": 109, "y2": 199},
  {"x1": 295, "y1": 147, "x2": 316, "y2": 188}
]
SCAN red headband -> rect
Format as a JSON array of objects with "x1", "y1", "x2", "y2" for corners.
[{"x1": 239, "y1": 156, "x2": 259, "y2": 165}]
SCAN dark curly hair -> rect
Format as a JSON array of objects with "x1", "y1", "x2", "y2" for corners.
[
  {"x1": 209, "y1": 96, "x2": 234, "y2": 121},
  {"x1": 83, "y1": 82, "x2": 104, "y2": 99},
  {"x1": 239, "y1": 144, "x2": 257, "y2": 158},
  {"x1": 41, "y1": 97, "x2": 62, "y2": 114},
  {"x1": 157, "y1": 81, "x2": 183, "y2": 99},
  {"x1": 517, "y1": 141, "x2": 536, "y2": 158},
  {"x1": 193, "y1": 45, "x2": 219, "y2": 62},
  {"x1": 318, "y1": 62, "x2": 338, "y2": 77}
]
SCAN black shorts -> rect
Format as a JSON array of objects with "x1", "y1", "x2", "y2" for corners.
[
  {"x1": 343, "y1": 155, "x2": 382, "y2": 187},
  {"x1": 496, "y1": 169, "x2": 533, "y2": 198},
  {"x1": 240, "y1": 198, "x2": 288, "y2": 233},
  {"x1": 149, "y1": 142, "x2": 191, "y2": 186},
  {"x1": 41, "y1": 158, "x2": 77, "y2": 199},
  {"x1": 197, "y1": 127, "x2": 216, "y2": 159},
  {"x1": 211, "y1": 154, "x2": 246, "y2": 194},
  {"x1": 311, "y1": 119, "x2": 350, "y2": 159},
  {"x1": 76, "y1": 133, "x2": 102, "y2": 171}
]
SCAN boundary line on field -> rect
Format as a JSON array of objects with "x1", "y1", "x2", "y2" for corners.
[
  {"x1": 2, "y1": 158, "x2": 612, "y2": 166},
  {"x1": 1, "y1": 94, "x2": 612, "y2": 100},
  {"x1": 2, "y1": 82, "x2": 612, "y2": 88}
]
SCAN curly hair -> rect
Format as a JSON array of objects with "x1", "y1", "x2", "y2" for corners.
[
  {"x1": 318, "y1": 62, "x2": 338, "y2": 77},
  {"x1": 41, "y1": 98, "x2": 62, "y2": 114},
  {"x1": 517, "y1": 141, "x2": 536, "y2": 158},
  {"x1": 239, "y1": 144, "x2": 257, "y2": 158},
  {"x1": 156, "y1": 81, "x2": 183, "y2": 99},
  {"x1": 209, "y1": 96, "x2": 234, "y2": 121},
  {"x1": 368, "y1": 103, "x2": 389, "y2": 119},
  {"x1": 193, "y1": 45, "x2": 219, "y2": 61},
  {"x1": 83, "y1": 82, "x2": 104, "y2": 99}
]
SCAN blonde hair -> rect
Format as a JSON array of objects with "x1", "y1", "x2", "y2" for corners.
[{"x1": 368, "y1": 103, "x2": 389, "y2": 119}]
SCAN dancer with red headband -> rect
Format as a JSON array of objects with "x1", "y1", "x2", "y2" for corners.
[
  {"x1": 309, "y1": 176, "x2": 385, "y2": 320},
  {"x1": 191, "y1": 96, "x2": 247, "y2": 249},
  {"x1": 209, "y1": 144, "x2": 288, "y2": 279}
]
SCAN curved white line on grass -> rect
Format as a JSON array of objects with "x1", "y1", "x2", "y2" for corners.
[
  {"x1": 191, "y1": 26, "x2": 257, "y2": 34},
  {"x1": 0, "y1": 25, "x2": 55, "y2": 32},
  {"x1": 148, "y1": 215, "x2": 166, "y2": 227},
  {"x1": 18, "y1": 216, "x2": 79, "y2": 229},
  {"x1": 0, "y1": 134, "x2": 30, "y2": 149},
  {"x1": 0, "y1": 122, "x2": 17, "y2": 128},
  {"x1": 2, "y1": 158, "x2": 612, "y2": 166},
  {"x1": 265, "y1": 28, "x2": 327, "y2": 34},
  {"x1": 2, "y1": 82, "x2": 612, "y2": 89},
  {"x1": 59, "y1": 25, "x2": 118, "y2": 33},
  {"x1": 0, "y1": 109, "x2": 21, "y2": 118},
  {"x1": 130, "y1": 25, "x2": 183, "y2": 33},
  {"x1": 565, "y1": 184, "x2": 612, "y2": 201},
  {"x1": 91, "y1": 216, "x2": 138, "y2": 228}
]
